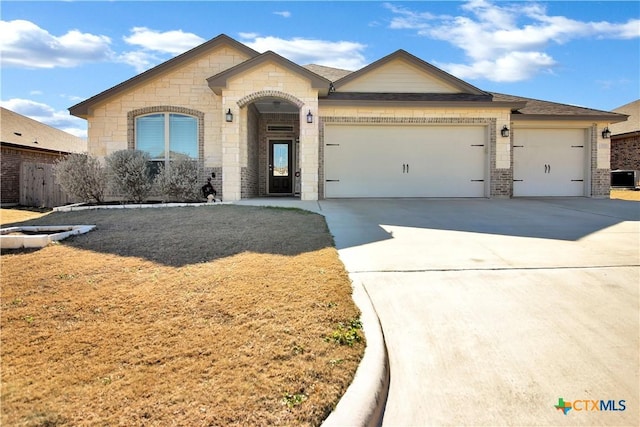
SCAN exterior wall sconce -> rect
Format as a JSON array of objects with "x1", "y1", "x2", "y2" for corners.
[
  {"x1": 500, "y1": 125, "x2": 510, "y2": 137},
  {"x1": 306, "y1": 110, "x2": 313, "y2": 124},
  {"x1": 225, "y1": 109, "x2": 233, "y2": 123},
  {"x1": 601, "y1": 127, "x2": 611, "y2": 139}
]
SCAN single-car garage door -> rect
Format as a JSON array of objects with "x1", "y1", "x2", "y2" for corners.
[
  {"x1": 324, "y1": 125, "x2": 487, "y2": 198},
  {"x1": 513, "y1": 128, "x2": 587, "y2": 197}
]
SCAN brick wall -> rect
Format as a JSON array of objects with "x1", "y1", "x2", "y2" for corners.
[
  {"x1": 241, "y1": 105, "x2": 260, "y2": 198},
  {"x1": 611, "y1": 133, "x2": 640, "y2": 171},
  {"x1": 1, "y1": 146, "x2": 65, "y2": 205},
  {"x1": 591, "y1": 125, "x2": 610, "y2": 197}
]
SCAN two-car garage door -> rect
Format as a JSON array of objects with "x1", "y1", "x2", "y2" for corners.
[{"x1": 324, "y1": 125, "x2": 487, "y2": 198}]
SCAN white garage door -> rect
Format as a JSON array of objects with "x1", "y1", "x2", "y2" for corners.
[
  {"x1": 513, "y1": 129, "x2": 587, "y2": 197},
  {"x1": 324, "y1": 125, "x2": 487, "y2": 198}
]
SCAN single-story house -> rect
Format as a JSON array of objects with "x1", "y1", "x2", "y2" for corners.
[
  {"x1": 609, "y1": 99, "x2": 640, "y2": 172},
  {"x1": 69, "y1": 34, "x2": 627, "y2": 201},
  {"x1": 1, "y1": 107, "x2": 87, "y2": 206}
]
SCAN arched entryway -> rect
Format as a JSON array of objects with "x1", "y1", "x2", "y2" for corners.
[{"x1": 240, "y1": 92, "x2": 305, "y2": 198}]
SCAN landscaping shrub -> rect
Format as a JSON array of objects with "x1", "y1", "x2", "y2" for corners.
[
  {"x1": 54, "y1": 153, "x2": 106, "y2": 203},
  {"x1": 154, "y1": 156, "x2": 201, "y2": 202},
  {"x1": 106, "y1": 150, "x2": 153, "y2": 202}
]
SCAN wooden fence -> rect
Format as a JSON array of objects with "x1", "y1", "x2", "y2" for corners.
[{"x1": 20, "y1": 162, "x2": 75, "y2": 208}]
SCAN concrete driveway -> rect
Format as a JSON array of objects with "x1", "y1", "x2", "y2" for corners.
[{"x1": 320, "y1": 198, "x2": 639, "y2": 426}]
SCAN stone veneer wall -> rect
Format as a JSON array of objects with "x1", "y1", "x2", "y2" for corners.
[
  {"x1": 319, "y1": 116, "x2": 502, "y2": 199},
  {"x1": 611, "y1": 133, "x2": 640, "y2": 171}
]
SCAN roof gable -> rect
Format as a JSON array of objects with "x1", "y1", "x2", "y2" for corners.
[
  {"x1": 69, "y1": 34, "x2": 259, "y2": 118},
  {"x1": 333, "y1": 50, "x2": 487, "y2": 95},
  {"x1": 207, "y1": 51, "x2": 331, "y2": 96}
]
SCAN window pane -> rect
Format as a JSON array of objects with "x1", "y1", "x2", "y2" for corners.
[
  {"x1": 273, "y1": 143, "x2": 289, "y2": 176},
  {"x1": 136, "y1": 114, "x2": 165, "y2": 159},
  {"x1": 169, "y1": 114, "x2": 198, "y2": 159}
]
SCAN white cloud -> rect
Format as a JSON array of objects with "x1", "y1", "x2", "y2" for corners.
[
  {"x1": 240, "y1": 35, "x2": 367, "y2": 70},
  {"x1": 123, "y1": 27, "x2": 205, "y2": 55},
  {"x1": 386, "y1": 0, "x2": 640, "y2": 82},
  {"x1": 383, "y1": 2, "x2": 437, "y2": 31},
  {"x1": 238, "y1": 32, "x2": 260, "y2": 40},
  {"x1": 119, "y1": 27, "x2": 206, "y2": 73},
  {"x1": 1, "y1": 98, "x2": 87, "y2": 138},
  {"x1": 273, "y1": 11, "x2": 291, "y2": 18},
  {"x1": 437, "y1": 51, "x2": 556, "y2": 82},
  {"x1": 118, "y1": 50, "x2": 164, "y2": 74},
  {"x1": 0, "y1": 19, "x2": 113, "y2": 68}
]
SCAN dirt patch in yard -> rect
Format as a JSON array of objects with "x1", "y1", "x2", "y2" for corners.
[{"x1": 1, "y1": 206, "x2": 364, "y2": 426}]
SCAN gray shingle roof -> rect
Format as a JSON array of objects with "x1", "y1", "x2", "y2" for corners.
[
  {"x1": 1, "y1": 107, "x2": 86, "y2": 153},
  {"x1": 610, "y1": 99, "x2": 639, "y2": 134},
  {"x1": 491, "y1": 92, "x2": 627, "y2": 121},
  {"x1": 307, "y1": 63, "x2": 624, "y2": 120},
  {"x1": 303, "y1": 64, "x2": 353, "y2": 82}
]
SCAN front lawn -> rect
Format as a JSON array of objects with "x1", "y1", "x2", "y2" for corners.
[{"x1": 1, "y1": 206, "x2": 363, "y2": 426}]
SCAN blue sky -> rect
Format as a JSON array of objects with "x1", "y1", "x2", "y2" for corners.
[{"x1": 1, "y1": 0, "x2": 639, "y2": 138}]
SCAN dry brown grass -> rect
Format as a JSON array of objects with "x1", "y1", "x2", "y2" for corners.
[
  {"x1": 1, "y1": 206, "x2": 363, "y2": 426},
  {"x1": 0, "y1": 208, "x2": 50, "y2": 226},
  {"x1": 610, "y1": 189, "x2": 640, "y2": 201}
]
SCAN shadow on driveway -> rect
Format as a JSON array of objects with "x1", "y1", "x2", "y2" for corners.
[{"x1": 321, "y1": 198, "x2": 640, "y2": 250}]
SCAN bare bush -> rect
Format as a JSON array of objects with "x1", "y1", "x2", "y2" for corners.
[
  {"x1": 53, "y1": 153, "x2": 106, "y2": 203},
  {"x1": 155, "y1": 156, "x2": 201, "y2": 202},
  {"x1": 106, "y1": 150, "x2": 153, "y2": 202}
]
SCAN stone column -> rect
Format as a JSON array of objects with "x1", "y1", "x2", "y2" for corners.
[
  {"x1": 298, "y1": 104, "x2": 319, "y2": 200},
  {"x1": 221, "y1": 104, "x2": 241, "y2": 201}
]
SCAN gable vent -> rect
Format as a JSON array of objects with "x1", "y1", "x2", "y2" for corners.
[{"x1": 267, "y1": 125, "x2": 294, "y2": 132}]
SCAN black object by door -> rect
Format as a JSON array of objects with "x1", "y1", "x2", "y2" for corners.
[{"x1": 269, "y1": 140, "x2": 293, "y2": 194}]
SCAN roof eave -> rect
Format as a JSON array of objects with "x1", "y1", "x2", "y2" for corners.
[
  {"x1": 612, "y1": 130, "x2": 640, "y2": 138},
  {"x1": 69, "y1": 34, "x2": 260, "y2": 118},
  {"x1": 319, "y1": 99, "x2": 525, "y2": 110},
  {"x1": 511, "y1": 113, "x2": 629, "y2": 123},
  {"x1": 0, "y1": 141, "x2": 76, "y2": 155}
]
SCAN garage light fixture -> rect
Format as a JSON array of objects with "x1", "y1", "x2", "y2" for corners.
[
  {"x1": 500, "y1": 125, "x2": 510, "y2": 137},
  {"x1": 225, "y1": 109, "x2": 233, "y2": 123},
  {"x1": 601, "y1": 127, "x2": 611, "y2": 139},
  {"x1": 306, "y1": 110, "x2": 313, "y2": 124}
]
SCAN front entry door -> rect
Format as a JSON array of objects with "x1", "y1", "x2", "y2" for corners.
[{"x1": 269, "y1": 140, "x2": 293, "y2": 194}]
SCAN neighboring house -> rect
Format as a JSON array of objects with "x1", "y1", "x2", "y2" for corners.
[
  {"x1": 69, "y1": 34, "x2": 627, "y2": 201},
  {"x1": 609, "y1": 100, "x2": 640, "y2": 171},
  {"x1": 1, "y1": 107, "x2": 87, "y2": 206}
]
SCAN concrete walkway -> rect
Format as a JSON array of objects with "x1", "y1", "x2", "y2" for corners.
[
  {"x1": 238, "y1": 197, "x2": 639, "y2": 426},
  {"x1": 320, "y1": 198, "x2": 639, "y2": 426}
]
